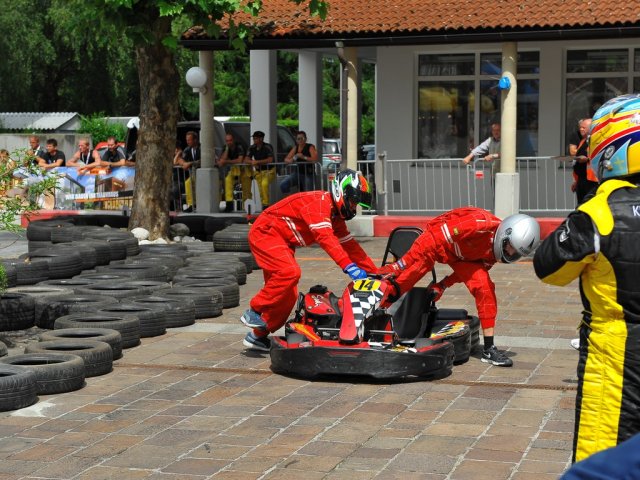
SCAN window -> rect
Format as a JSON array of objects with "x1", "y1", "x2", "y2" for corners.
[
  {"x1": 564, "y1": 48, "x2": 638, "y2": 149},
  {"x1": 417, "y1": 51, "x2": 539, "y2": 158}
]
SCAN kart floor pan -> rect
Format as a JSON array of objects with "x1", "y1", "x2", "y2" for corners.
[{"x1": 270, "y1": 337, "x2": 455, "y2": 380}]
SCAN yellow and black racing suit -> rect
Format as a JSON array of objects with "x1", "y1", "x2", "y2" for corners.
[{"x1": 533, "y1": 178, "x2": 640, "y2": 463}]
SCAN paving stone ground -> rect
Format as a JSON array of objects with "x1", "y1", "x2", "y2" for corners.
[{"x1": 0, "y1": 235, "x2": 581, "y2": 479}]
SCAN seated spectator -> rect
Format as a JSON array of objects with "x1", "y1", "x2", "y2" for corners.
[
  {"x1": 27, "y1": 135, "x2": 46, "y2": 164},
  {"x1": 244, "y1": 130, "x2": 275, "y2": 210},
  {"x1": 99, "y1": 136, "x2": 126, "y2": 167},
  {"x1": 280, "y1": 130, "x2": 318, "y2": 194},
  {"x1": 38, "y1": 138, "x2": 65, "y2": 170},
  {"x1": 67, "y1": 138, "x2": 100, "y2": 169},
  {"x1": 218, "y1": 133, "x2": 249, "y2": 212}
]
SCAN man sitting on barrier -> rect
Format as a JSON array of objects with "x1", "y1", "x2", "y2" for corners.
[
  {"x1": 378, "y1": 207, "x2": 540, "y2": 367},
  {"x1": 243, "y1": 130, "x2": 274, "y2": 211},
  {"x1": 218, "y1": 133, "x2": 249, "y2": 213}
]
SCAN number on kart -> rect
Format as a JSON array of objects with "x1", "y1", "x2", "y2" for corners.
[{"x1": 353, "y1": 279, "x2": 381, "y2": 292}]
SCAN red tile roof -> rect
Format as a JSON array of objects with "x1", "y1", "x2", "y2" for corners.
[{"x1": 183, "y1": 0, "x2": 640, "y2": 43}]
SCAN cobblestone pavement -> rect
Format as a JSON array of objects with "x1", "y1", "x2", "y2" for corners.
[{"x1": 0, "y1": 236, "x2": 581, "y2": 479}]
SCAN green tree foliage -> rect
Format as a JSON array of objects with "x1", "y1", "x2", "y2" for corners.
[{"x1": 78, "y1": 114, "x2": 126, "y2": 143}]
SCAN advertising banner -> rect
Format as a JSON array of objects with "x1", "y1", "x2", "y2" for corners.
[{"x1": 53, "y1": 166, "x2": 135, "y2": 210}]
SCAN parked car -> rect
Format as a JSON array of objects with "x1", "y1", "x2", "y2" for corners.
[
  {"x1": 322, "y1": 138, "x2": 341, "y2": 172},
  {"x1": 361, "y1": 144, "x2": 376, "y2": 160}
]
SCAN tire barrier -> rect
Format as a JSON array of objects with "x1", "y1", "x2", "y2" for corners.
[
  {"x1": 0, "y1": 293, "x2": 36, "y2": 331},
  {"x1": 213, "y1": 227, "x2": 250, "y2": 252},
  {"x1": 0, "y1": 365, "x2": 38, "y2": 412},
  {"x1": 95, "y1": 264, "x2": 169, "y2": 282},
  {"x1": 73, "y1": 284, "x2": 155, "y2": 300},
  {"x1": 19, "y1": 248, "x2": 84, "y2": 279},
  {"x1": 174, "y1": 278, "x2": 240, "y2": 309},
  {"x1": 0, "y1": 353, "x2": 85, "y2": 395},
  {"x1": 129, "y1": 295, "x2": 196, "y2": 328},
  {"x1": 3, "y1": 259, "x2": 49, "y2": 285},
  {"x1": 94, "y1": 304, "x2": 166, "y2": 338},
  {"x1": 25, "y1": 340, "x2": 113, "y2": 378},
  {"x1": 40, "y1": 328, "x2": 123, "y2": 361},
  {"x1": 55, "y1": 313, "x2": 140, "y2": 349},
  {"x1": 34, "y1": 295, "x2": 118, "y2": 330},
  {"x1": 163, "y1": 287, "x2": 223, "y2": 319}
]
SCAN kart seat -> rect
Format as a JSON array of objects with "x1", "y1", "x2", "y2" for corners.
[
  {"x1": 391, "y1": 287, "x2": 431, "y2": 340},
  {"x1": 381, "y1": 226, "x2": 423, "y2": 265}
]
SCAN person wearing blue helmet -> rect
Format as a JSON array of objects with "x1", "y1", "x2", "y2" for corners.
[{"x1": 534, "y1": 94, "x2": 640, "y2": 463}]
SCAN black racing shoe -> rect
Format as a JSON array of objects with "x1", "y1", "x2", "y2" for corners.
[
  {"x1": 481, "y1": 345, "x2": 513, "y2": 367},
  {"x1": 243, "y1": 331, "x2": 271, "y2": 352}
]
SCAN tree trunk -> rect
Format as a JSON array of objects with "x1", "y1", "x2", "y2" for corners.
[{"x1": 128, "y1": 16, "x2": 179, "y2": 240}]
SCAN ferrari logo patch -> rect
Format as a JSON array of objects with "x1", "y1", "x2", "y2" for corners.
[{"x1": 453, "y1": 227, "x2": 459, "y2": 235}]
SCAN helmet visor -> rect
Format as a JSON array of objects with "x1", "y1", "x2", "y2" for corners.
[{"x1": 501, "y1": 239, "x2": 522, "y2": 263}]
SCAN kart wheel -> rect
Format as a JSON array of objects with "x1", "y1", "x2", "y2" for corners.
[{"x1": 286, "y1": 333, "x2": 306, "y2": 345}]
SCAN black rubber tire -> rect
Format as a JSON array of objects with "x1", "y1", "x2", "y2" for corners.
[
  {"x1": 174, "y1": 279, "x2": 240, "y2": 308},
  {"x1": 28, "y1": 240, "x2": 54, "y2": 253},
  {"x1": 119, "y1": 280, "x2": 172, "y2": 294},
  {"x1": 55, "y1": 313, "x2": 140, "y2": 349},
  {"x1": 162, "y1": 287, "x2": 223, "y2": 319},
  {"x1": 73, "y1": 284, "x2": 155, "y2": 299},
  {"x1": 82, "y1": 234, "x2": 128, "y2": 261},
  {"x1": 173, "y1": 270, "x2": 237, "y2": 283},
  {"x1": 126, "y1": 256, "x2": 184, "y2": 279},
  {"x1": 177, "y1": 261, "x2": 247, "y2": 285},
  {"x1": 186, "y1": 251, "x2": 255, "y2": 273},
  {"x1": 49, "y1": 224, "x2": 80, "y2": 244},
  {"x1": 37, "y1": 278, "x2": 100, "y2": 288},
  {"x1": 0, "y1": 293, "x2": 36, "y2": 331},
  {"x1": 0, "y1": 341, "x2": 7, "y2": 357},
  {"x1": 213, "y1": 228, "x2": 250, "y2": 252},
  {"x1": 0, "y1": 353, "x2": 85, "y2": 395},
  {"x1": 74, "y1": 273, "x2": 132, "y2": 284},
  {"x1": 34, "y1": 295, "x2": 119, "y2": 330},
  {"x1": 25, "y1": 340, "x2": 112, "y2": 378},
  {"x1": 184, "y1": 242, "x2": 214, "y2": 254},
  {"x1": 129, "y1": 296, "x2": 196, "y2": 328},
  {"x1": 19, "y1": 248, "x2": 84, "y2": 279},
  {"x1": 1, "y1": 263, "x2": 18, "y2": 288},
  {"x1": 3, "y1": 259, "x2": 49, "y2": 285},
  {"x1": 0, "y1": 365, "x2": 38, "y2": 412},
  {"x1": 26, "y1": 218, "x2": 75, "y2": 242},
  {"x1": 95, "y1": 264, "x2": 169, "y2": 282},
  {"x1": 94, "y1": 304, "x2": 166, "y2": 338},
  {"x1": 8, "y1": 285, "x2": 74, "y2": 298},
  {"x1": 39, "y1": 328, "x2": 123, "y2": 360},
  {"x1": 73, "y1": 240, "x2": 112, "y2": 266}
]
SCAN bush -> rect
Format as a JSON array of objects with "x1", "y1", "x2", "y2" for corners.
[{"x1": 78, "y1": 114, "x2": 126, "y2": 144}]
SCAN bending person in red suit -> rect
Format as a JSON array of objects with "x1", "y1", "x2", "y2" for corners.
[
  {"x1": 379, "y1": 207, "x2": 540, "y2": 367},
  {"x1": 240, "y1": 169, "x2": 377, "y2": 351}
]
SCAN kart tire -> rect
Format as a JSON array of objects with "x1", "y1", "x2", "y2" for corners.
[
  {"x1": 0, "y1": 353, "x2": 85, "y2": 395},
  {"x1": 25, "y1": 340, "x2": 112, "y2": 378},
  {"x1": 0, "y1": 293, "x2": 36, "y2": 331},
  {"x1": 39, "y1": 328, "x2": 123, "y2": 360},
  {"x1": 0, "y1": 365, "x2": 38, "y2": 412},
  {"x1": 54, "y1": 313, "x2": 140, "y2": 349}
]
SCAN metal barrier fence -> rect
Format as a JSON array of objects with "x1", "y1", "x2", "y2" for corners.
[
  {"x1": 178, "y1": 157, "x2": 576, "y2": 216},
  {"x1": 379, "y1": 156, "x2": 576, "y2": 216}
]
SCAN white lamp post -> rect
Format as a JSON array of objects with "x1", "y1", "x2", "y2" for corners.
[{"x1": 186, "y1": 53, "x2": 218, "y2": 212}]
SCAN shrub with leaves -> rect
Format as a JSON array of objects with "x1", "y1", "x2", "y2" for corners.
[
  {"x1": 0, "y1": 149, "x2": 58, "y2": 293},
  {"x1": 79, "y1": 113, "x2": 126, "y2": 144}
]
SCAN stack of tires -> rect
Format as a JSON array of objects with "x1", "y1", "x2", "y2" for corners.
[{"x1": 0, "y1": 217, "x2": 259, "y2": 412}]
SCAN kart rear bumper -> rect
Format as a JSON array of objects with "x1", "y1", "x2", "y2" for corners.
[{"x1": 270, "y1": 337, "x2": 455, "y2": 380}]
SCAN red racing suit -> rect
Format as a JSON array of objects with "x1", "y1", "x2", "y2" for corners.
[
  {"x1": 388, "y1": 207, "x2": 501, "y2": 329},
  {"x1": 248, "y1": 190, "x2": 377, "y2": 333}
]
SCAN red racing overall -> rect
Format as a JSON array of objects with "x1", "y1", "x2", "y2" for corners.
[
  {"x1": 390, "y1": 207, "x2": 501, "y2": 330},
  {"x1": 248, "y1": 190, "x2": 376, "y2": 334}
]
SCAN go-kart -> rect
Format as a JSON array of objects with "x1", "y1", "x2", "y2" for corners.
[{"x1": 269, "y1": 227, "x2": 481, "y2": 380}]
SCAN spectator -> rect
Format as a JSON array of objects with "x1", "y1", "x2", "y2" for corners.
[
  {"x1": 243, "y1": 130, "x2": 275, "y2": 210},
  {"x1": 534, "y1": 94, "x2": 640, "y2": 463},
  {"x1": 239, "y1": 169, "x2": 376, "y2": 351},
  {"x1": 172, "y1": 132, "x2": 200, "y2": 211},
  {"x1": 175, "y1": 131, "x2": 201, "y2": 171},
  {"x1": 280, "y1": 130, "x2": 318, "y2": 193},
  {"x1": 99, "y1": 136, "x2": 126, "y2": 167},
  {"x1": 67, "y1": 138, "x2": 100, "y2": 169},
  {"x1": 568, "y1": 118, "x2": 598, "y2": 205},
  {"x1": 27, "y1": 135, "x2": 45, "y2": 163},
  {"x1": 379, "y1": 207, "x2": 540, "y2": 367},
  {"x1": 462, "y1": 123, "x2": 501, "y2": 187},
  {"x1": 38, "y1": 138, "x2": 65, "y2": 170},
  {"x1": 218, "y1": 133, "x2": 249, "y2": 213}
]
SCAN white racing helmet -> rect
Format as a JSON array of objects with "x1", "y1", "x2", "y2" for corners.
[{"x1": 493, "y1": 214, "x2": 540, "y2": 263}]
